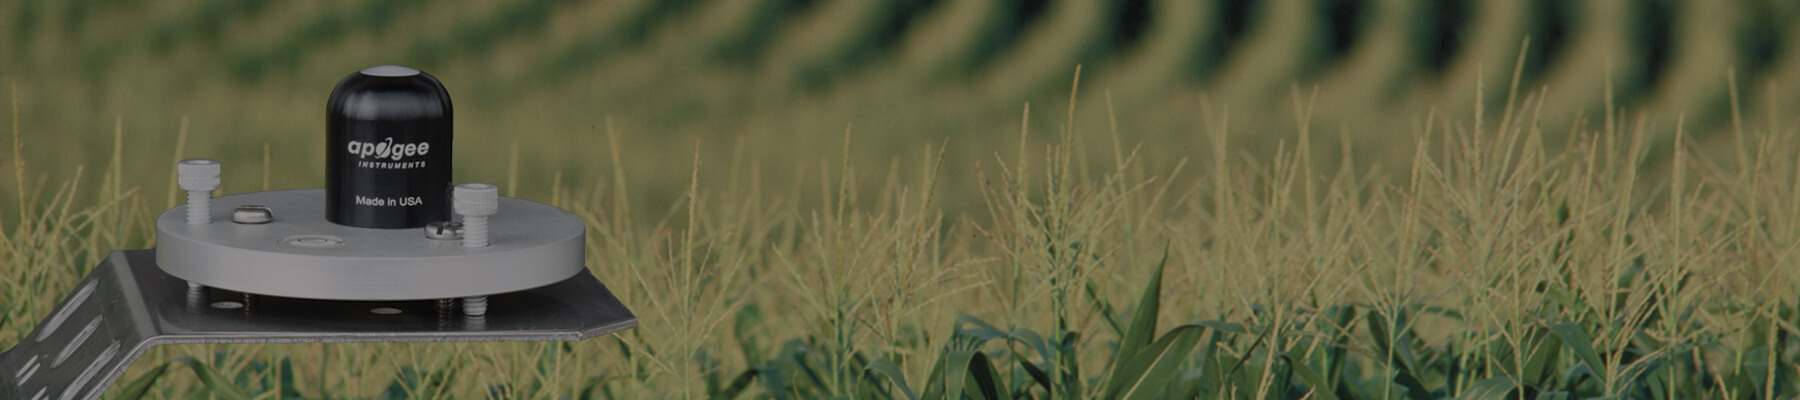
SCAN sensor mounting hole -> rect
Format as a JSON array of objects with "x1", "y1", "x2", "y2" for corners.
[{"x1": 281, "y1": 235, "x2": 344, "y2": 248}]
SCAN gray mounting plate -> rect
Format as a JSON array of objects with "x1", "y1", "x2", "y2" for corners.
[
  {"x1": 156, "y1": 190, "x2": 583, "y2": 299},
  {"x1": 0, "y1": 250, "x2": 637, "y2": 400},
  {"x1": 156, "y1": 189, "x2": 587, "y2": 301}
]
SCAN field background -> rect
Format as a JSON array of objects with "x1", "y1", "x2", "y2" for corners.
[{"x1": 4, "y1": 0, "x2": 1800, "y2": 399}]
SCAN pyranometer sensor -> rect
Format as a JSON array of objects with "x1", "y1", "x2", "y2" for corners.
[{"x1": 0, "y1": 66, "x2": 637, "y2": 400}]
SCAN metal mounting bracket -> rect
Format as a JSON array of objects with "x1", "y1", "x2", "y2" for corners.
[{"x1": 0, "y1": 249, "x2": 637, "y2": 400}]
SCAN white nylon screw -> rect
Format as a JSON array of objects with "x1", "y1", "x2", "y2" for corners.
[
  {"x1": 177, "y1": 159, "x2": 222, "y2": 224},
  {"x1": 453, "y1": 183, "x2": 499, "y2": 248},
  {"x1": 452, "y1": 183, "x2": 498, "y2": 318},
  {"x1": 462, "y1": 296, "x2": 488, "y2": 317}
]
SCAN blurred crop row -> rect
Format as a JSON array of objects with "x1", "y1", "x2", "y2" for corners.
[
  {"x1": 4, "y1": 0, "x2": 1800, "y2": 215},
  {"x1": 6, "y1": 0, "x2": 1800, "y2": 398}
]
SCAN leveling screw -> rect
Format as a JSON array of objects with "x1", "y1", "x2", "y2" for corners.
[
  {"x1": 454, "y1": 183, "x2": 498, "y2": 248},
  {"x1": 453, "y1": 183, "x2": 499, "y2": 317},
  {"x1": 177, "y1": 159, "x2": 222, "y2": 224},
  {"x1": 177, "y1": 159, "x2": 222, "y2": 292},
  {"x1": 463, "y1": 296, "x2": 488, "y2": 318},
  {"x1": 186, "y1": 281, "x2": 206, "y2": 310},
  {"x1": 437, "y1": 298, "x2": 455, "y2": 321}
]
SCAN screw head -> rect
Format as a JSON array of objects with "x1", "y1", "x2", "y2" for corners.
[
  {"x1": 177, "y1": 159, "x2": 222, "y2": 192},
  {"x1": 231, "y1": 205, "x2": 274, "y2": 224},
  {"x1": 424, "y1": 221, "x2": 464, "y2": 240},
  {"x1": 453, "y1": 183, "x2": 500, "y2": 216}
]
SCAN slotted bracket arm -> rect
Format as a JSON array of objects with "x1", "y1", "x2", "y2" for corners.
[{"x1": 0, "y1": 250, "x2": 637, "y2": 400}]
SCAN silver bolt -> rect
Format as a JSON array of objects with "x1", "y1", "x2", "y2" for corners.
[
  {"x1": 423, "y1": 221, "x2": 464, "y2": 240},
  {"x1": 186, "y1": 281, "x2": 206, "y2": 309},
  {"x1": 453, "y1": 183, "x2": 499, "y2": 248},
  {"x1": 231, "y1": 205, "x2": 273, "y2": 224},
  {"x1": 436, "y1": 298, "x2": 456, "y2": 322},
  {"x1": 462, "y1": 296, "x2": 488, "y2": 317},
  {"x1": 177, "y1": 159, "x2": 222, "y2": 224}
]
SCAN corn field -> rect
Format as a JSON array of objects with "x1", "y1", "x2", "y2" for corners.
[{"x1": 4, "y1": 0, "x2": 1800, "y2": 398}]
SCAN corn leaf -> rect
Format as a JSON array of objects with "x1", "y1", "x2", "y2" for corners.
[
  {"x1": 1164, "y1": 370, "x2": 1206, "y2": 400},
  {"x1": 735, "y1": 304, "x2": 766, "y2": 365},
  {"x1": 1057, "y1": 330, "x2": 1083, "y2": 396},
  {"x1": 1104, "y1": 247, "x2": 1170, "y2": 391},
  {"x1": 965, "y1": 353, "x2": 1005, "y2": 400},
  {"x1": 1104, "y1": 322, "x2": 1219, "y2": 400},
  {"x1": 113, "y1": 362, "x2": 171, "y2": 400},
  {"x1": 1456, "y1": 377, "x2": 1527, "y2": 400},
  {"x1": 1393, "y1": 369, "x2": 1433, "y2": 400},
  {"x1": 1008, "y1": 328, "x2": 1053, "y2": 367},
  {"x1": 1365, "y1": 308, "x2": 1421, "y2": 374},
  {"x1": 711, "y1": 369, "x2": 759, "y2": 400},
  {"x1": 919, "y1": 352, "x2": 948, "y2": 400},
  {"x1": 1522, "y1": 327, "x2": 1563, "y2": 386},
  {"x1": 944, "y1": 350, "x2": 975, "y2": 399},
  {"x1": 1285, "y1": 356, "x2": 1344, "y2": 400},
  {"x1": 174, "y1": 356, "x2": 251, "y2": 400},
  {"x1": 1550, "y1": 322, "x2": 1608, "y2": 378},
  {"x1": 865, "y1": 357, "x2": 919, "y2": 400},
  {"x1": 1087, "y1": 278, "x2": 1125, "y2": 338}
]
